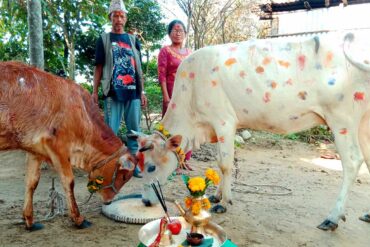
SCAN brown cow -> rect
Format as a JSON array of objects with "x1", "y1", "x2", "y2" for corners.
[{"x1": 0, "y1": 61, "x2": 135, "y2": 230}]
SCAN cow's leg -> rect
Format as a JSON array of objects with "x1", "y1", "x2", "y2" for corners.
[
  {"x1": 317, "y1": 118, "x2": 363, "y2": 231},
  {"x1": 44, "y1": 144, "x2": 91, "y2": 229},
  {"x1": 23, "y1": 153, "x2": 44, "y2": 231},
  {"x1": 58, "y1": 163, "x2": 91, "y2": 228},
  {"x1": 358, "y1": 111, "x2": 370, "y2": 222},
  {"x1": 209, "y1": 120, "x2": 236, "y2": 213}
]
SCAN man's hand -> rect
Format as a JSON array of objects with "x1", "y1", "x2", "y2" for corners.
[
  {"x1": 141, "y1": 93, "x2": 148, "y2": 107},
  {"x1": 92, "y1": 91, "x2": 99, "y2": 104}
]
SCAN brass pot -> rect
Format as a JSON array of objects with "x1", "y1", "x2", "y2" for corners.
[{"x1": 174, "y1": 196, "x2": 212, "y2": 235}]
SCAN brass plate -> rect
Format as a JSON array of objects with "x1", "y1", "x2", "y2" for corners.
[{"x1": 138, "y1": 217, "x2": 227, "y2": 247}]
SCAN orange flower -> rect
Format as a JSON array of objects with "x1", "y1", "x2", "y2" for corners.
[
  {"x1": 205, "y1": 168, "x2": 220, "y2": 185},
  {"x1": 184, "y1": 197, "x2": 192, "y2": 209},
  {"x1": 202, "y1": 198, "x2": 211, "y2": 210},
  {"x1": 191, "y1": 200, "x2": 202, "y2": 215},
  {"x1": 188, "y1": 177, "x2": 206, "y2": 193}
]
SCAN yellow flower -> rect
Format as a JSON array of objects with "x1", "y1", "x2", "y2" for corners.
[
  {"x1": 184, "y1": 197, "x2": 192, "y2": 209},
  {"x1": 191, "y1": 200, "x2": 202, "y2": 215},
  {"x1": 162, "y1": 130, "x2": 170, "y2": 137},
  {"x1": 188, "y1": 177, "x2": 206, "y2": 193},
  {"x1": 202, "y1": 198, "x2": 211, "y2": 210},
  {"x1": 95, "y1": 178, "x2": 103, "y2": 184},
  {"x1": 157, "y1": 123, "x2": 164, "y2": 131},
  {"x1": 205, "y1": 168, "x2": 220, "y2": 185}
]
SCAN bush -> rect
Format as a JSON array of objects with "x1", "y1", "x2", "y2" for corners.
[
  {"x1": 283, "y1": 125, "x2": 334, "y2": 143},
  {"x1": 142, "y1": 79, "x2": 162, "y2": 132}
]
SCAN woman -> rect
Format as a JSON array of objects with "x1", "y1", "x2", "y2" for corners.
[
  {"x1": 157, "y1": 20, "x2": 192, "y2": 169},
  {"x1": 158, "y1": 19, "x2": 192, "y2": 117}
]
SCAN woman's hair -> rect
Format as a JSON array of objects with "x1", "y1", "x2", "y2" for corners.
[{"x1": 167, "y1": 20, "x2": 186, "y2": 35}]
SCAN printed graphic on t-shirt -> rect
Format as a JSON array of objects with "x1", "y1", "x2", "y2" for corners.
[{"x1": 112, "y1": 41, "x2": 136, "y2": 91}]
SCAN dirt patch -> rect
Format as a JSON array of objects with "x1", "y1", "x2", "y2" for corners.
[{"x1": 1, "y1": 132, "x2": 370, "y2": 247}]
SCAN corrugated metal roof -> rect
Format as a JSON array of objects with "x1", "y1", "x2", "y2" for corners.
[{"x1": 260, "y1": 0, "x2": 370, "y2": 13}]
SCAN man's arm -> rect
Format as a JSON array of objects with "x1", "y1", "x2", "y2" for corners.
[
  {"x1": 135, "y1": 36, "x2": 147, "y2": 107},
  {"x1": 92, "y1": 64, "x2": 103, "y2": 104}
]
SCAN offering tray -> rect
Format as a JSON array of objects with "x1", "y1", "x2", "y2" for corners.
[{"x1": 138, "y1": 216, "x2": 227, "y2": 247}]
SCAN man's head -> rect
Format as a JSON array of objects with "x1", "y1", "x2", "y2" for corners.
[{"x1": 108, "y1": 0, "x2": 128, "y2": 33}]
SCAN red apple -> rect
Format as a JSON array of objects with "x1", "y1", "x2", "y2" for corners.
[{"x1": 167, "y1": 219, "x2": 182, "y2": 235}]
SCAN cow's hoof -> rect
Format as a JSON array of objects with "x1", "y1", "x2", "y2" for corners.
[
  {"x1": 359, "y1": 214, "x2": 370, "y2": 222},
  {"x1": 76, "y1": 219, "x2": 92, "y2": 229},
  {"x1": 211, "y1": 204, "x2": 227, "y2": 214},
  {"x1": 208, "y1": 195, "x2": 220, "y2": 204},
  {"x1": 142, "y1": 199, "x2": 152, "y2": 207},
  {"x1": 26, "y1": 222, "x2": 44, "y2": 231},
  {"x1": 317, "y1": 219, "x2": 338, "y2": 231}
]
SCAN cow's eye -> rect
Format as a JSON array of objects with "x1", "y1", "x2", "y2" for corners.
[
  {"x1": 139, "y1": 143, "x2": 154, "y2": 152},
  {"x1": 146, "y1": 163, "x2": 156, "y2": 173}
]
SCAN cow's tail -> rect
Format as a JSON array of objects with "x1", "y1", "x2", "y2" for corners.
[{"x1": 343, "y1": 32, "x2": 370, "y2": 72}]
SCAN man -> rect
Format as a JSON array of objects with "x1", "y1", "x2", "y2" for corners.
[{"x1": 93, "y1": 0, "x2": 147, "y2": 177}]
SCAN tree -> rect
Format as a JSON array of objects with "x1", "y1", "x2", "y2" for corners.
[
  {"x1": 27, "y1": 0, "x2": 44, "y2": 69},
  {"x1": 43, "y1": 0, "x2": 108, "y2": 80},
  {"x1": 0, "y1": 1, "x2": 28, "y2": 62},
  {"x1": 176, "y1": 0, "x2": 261, "y2": 49},
  {"x1": 126, "y1": 0, "x2": 166, "y2": 73},
  {"x1": 0, "y1": 0, "x2": 166, "y2": 82}
]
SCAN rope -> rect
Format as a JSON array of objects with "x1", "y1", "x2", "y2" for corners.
[
  {"x1": 44, "y1": 178, "x2": 66, "y2": 221},
  {"x1": 232, "y1": 181, "x2": 292, "y2": 196}
]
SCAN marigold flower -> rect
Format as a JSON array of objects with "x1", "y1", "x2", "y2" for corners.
[
  {"x1": 202, "y1": 198, "x2": 211, "y2": 210},
  {"x1": 188, "y1": 177, "x2": 206, "y2": 193},
  {"x1": 191, "y1": 200, "x2": 202, "y2": 215},
  {"x1": 163, "y1": 130, "x2": 170, "y2": 137},
  {"x1": 157, "y1": 123, "x2": 164, "y2": 131},
  {"x1": 95, "y1": 178, "x2": 103, "y2": 184},
  {"x1": 184, "y1": 197, "x2": 192, "y2": 209},
  {"x1": 205, "y1": 168, "x2": 220, "y2": 185}
]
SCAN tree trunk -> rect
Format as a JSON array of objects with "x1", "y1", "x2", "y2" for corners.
[
  {"x1": 27, "y1": 0, "x2": 44, "y2": 69},
  {"x1": 68, "y1": 42, "x2": 76, "y2": 80},
  {"x1": 145, "y1": 50, "x2": 150, "y2": 74}
]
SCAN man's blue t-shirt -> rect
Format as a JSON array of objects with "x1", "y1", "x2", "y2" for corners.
[{"x1": 95, "y1": 33, "x2": 141, "y2": 102}]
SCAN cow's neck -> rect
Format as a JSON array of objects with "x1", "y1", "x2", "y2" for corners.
[
  {"x1": 76, "y1": 134, "x2": 123, "y2": 173},
  {"x1": 161, "y1": 111, "x2": 194, "y2": 152}
]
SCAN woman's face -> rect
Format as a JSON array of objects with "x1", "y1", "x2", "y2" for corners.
[{"x1": 169, "y1": 23, "x2": 185, "y2": 45}]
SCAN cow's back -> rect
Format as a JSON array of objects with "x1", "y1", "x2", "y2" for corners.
[
  {"x1": 170, "y1": 31, "x2": 370, "y2": 134},
  {"x1": 0, "y1": 61, "x2": 118, "y2": 156}
]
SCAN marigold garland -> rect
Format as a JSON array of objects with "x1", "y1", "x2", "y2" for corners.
[
  {"x1": 87, "y1": 176, "x2": 104, "y2": 193},
  {"x1": 154, "y1": 123, "x2": 186, "y2": 169}
]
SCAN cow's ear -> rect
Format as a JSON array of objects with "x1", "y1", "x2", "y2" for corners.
[
  {"x1": 119, "y1": 153, "x2": 135, "y2": 171},
  {"x1": 166, "y1": 135, "x2": 182, "y2": 151},
  {"x1": 127, "y1": 130, "x2": 145, "y2": 140}
]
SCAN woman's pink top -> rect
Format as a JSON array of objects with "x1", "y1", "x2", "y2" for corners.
[{"x1": 158, "y1": 46, "x2": 192, "y2": 98}]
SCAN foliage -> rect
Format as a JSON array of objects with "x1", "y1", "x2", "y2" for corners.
[
  {"x1": 283, "y1": 126, "x2": 334, "y2": 143},
  {"x1": 0, "y1": 1, "x2": 28, "y2": 61},
  {"x1": 0, "y1": 0, "x2": 165, "y2": 81},
  {"x1": 126, "y1": 0, "x2": 166, "y2": 50},
  {"x1": 142, "y1": 80, "x2": 162, "y2": 131},
  {"x1": 80, "y1": 82, "x2": 104, "y2": 109},
  {"x1": 142, "y1": 58, "x2": 159, "y2": 81}
]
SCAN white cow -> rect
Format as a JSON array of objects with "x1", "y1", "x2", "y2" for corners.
[{"x1": 137, "y1": 31, "x2": 370, "y2": 230}]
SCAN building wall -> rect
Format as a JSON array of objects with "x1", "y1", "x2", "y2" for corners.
[{"x1": 275, "y1": 3, "x2": 370, "y2": 35}]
